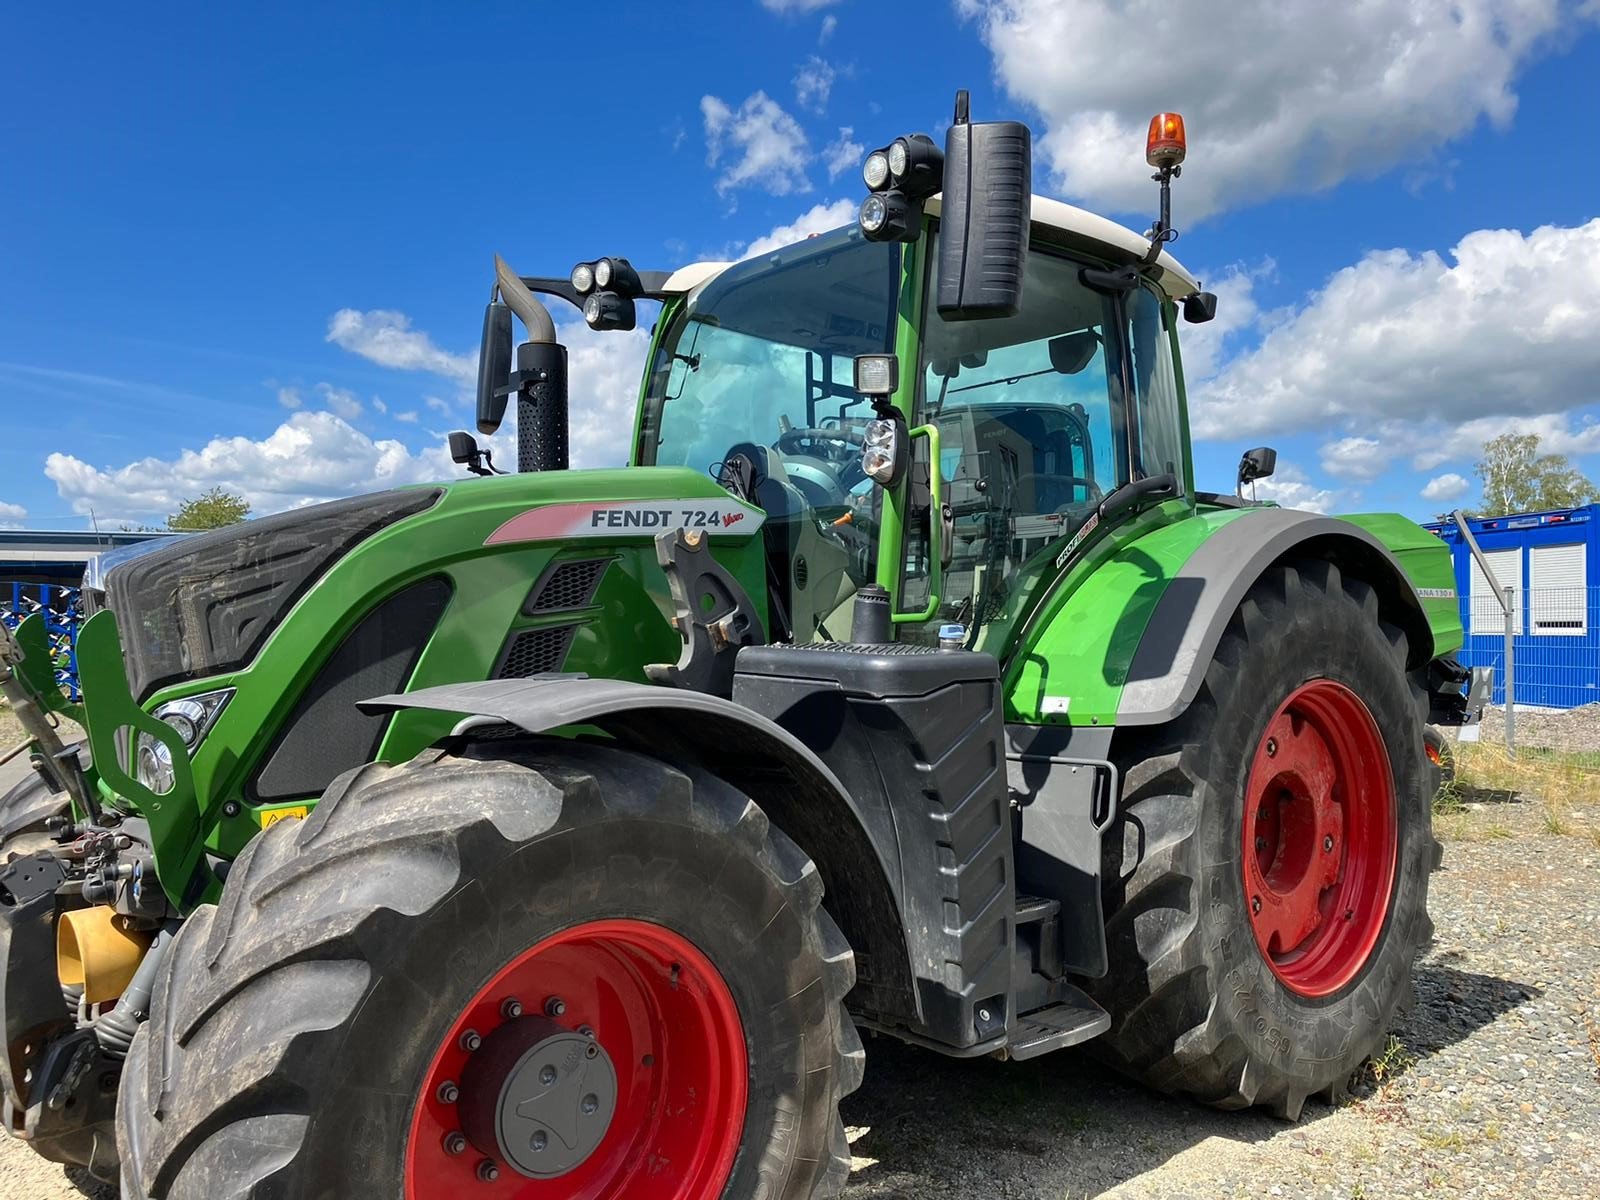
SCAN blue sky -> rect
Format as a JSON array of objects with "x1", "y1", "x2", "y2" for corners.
[{"x1": 3, "y1": 0, "x2": 1598, "y2": 528}]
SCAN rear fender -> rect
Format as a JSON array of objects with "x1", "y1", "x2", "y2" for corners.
[
  {"x1": 1118, "y1": 508, "x2": 1439, "y2": 726},
  {"x1": 360, "y1": 677, "x2": 916, "y2": 1019}
]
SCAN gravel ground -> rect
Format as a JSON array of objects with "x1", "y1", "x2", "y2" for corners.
[
  {"x1": 1462, "y1": 703, "x2": 1600, "y2": 756},
  {"x1": 0, "y1": 787, "x2": 1594, "y2": 1199}
]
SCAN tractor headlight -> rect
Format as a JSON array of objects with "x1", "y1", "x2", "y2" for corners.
[
  {"x1": 570, "y1": 262, "x2": 596, "y2": 294},
  {"x1": 887, "y1": 138, "x2": 910, "y2": 179},
  {"x1": 594, "y1": 258, "x2": 613, "y2": 289},
  {"x1": 134, "y1": 690, "x2": 231, "y2": 794},
  {"x1": 861, "y1": 417, "x2": 908, "y2": 486}
]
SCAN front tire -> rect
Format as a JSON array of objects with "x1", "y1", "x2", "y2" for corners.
[
  {"x1": 117, "y1": 740, "x2": 862, "y2": 1199},
  {"x1": 1087, "y1": 560, "x2": 1437, "y2": 1118}
]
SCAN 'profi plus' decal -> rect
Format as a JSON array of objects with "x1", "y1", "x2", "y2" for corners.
[{"x1": 486, "y1": 499, "x2": 765, "y2": 545}]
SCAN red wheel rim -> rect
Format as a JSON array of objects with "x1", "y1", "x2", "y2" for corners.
[
  {"x1": 406, "y1": 919, "x2": 748, "y2": 1198},
  {"x1": 1242, "y1": 680, "x2": 1397, "y2": 998}
]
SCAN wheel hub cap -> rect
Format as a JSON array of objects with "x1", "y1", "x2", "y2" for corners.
[
  {"x1": 1242, "y1": 679, "x2": 1398, "y2": 997},
  {"x1": 459, "y1": 1017, "x2": 619, "y2": 1179}
]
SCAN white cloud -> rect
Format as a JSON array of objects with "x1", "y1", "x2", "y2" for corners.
[
  {"x1": 0, "y1": 500, "x2": 26, "y2": 529},
  {"x1": 822, "y1": 127, "x2": 864, "y2": 181},
  {"x1": 44, "y1": 412, "x2": 451, "y2": 520},
  {"x1": 326, "y1": 309, "x2": 475, "y2": 383},
  {"x1": 739, "y1": 199, "x2": 857, "y2": 259},
  {"x1": 962, "y1": 0, "x2": 1594, "y2": 218},
  {"x1": 395, "y1": 410, "x2": 419, "y2": 424},
  {"x1": 317, "y1": 383, "x2": 363, "y2": 422},
  {"x1": 277, "y1": 386, "x2": 302, "y2": 409},
  {"x1": 759, "y1": 0, "x2": 841, "y2": 10},
  {"x1": 560, "y1": 320, "x2": 652, "y2": 469},
  {"x1": 1250, "y1": 462, "x2": 1341, "y2": 514},
  {"x1": 1319, "y1": 436, "x2": 1389, "y2": 482},
  {"x1": 819, "y1": 13, "x2": 838, "y2": 42},
  {"x1": 1409, "y1": 411, "x2": 1600, "y2": 472},
  {"x1": 423, "y1": 395, "x2": 454, "y2": 416},
  {"x1": 701, "y1": 91, "x2": 812, "y2": 196},
  {"x1": 794, "y1": 56, "x2": 836, "y2": 113},
  {"x1": 1193, "y1": 220, "x2": 1600, "y2": 450},
  {"x1": 1422, "y1": 472, "x2": 1471, "y2": 503},
  {"x1": 372, "y1": 396, "x2": 387, "y2": 414}
]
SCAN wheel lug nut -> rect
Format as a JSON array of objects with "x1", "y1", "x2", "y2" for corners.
[
  {"x1": 436, "y1": 1080, "x2": 460, "y2": 1104},
  {"x1": 540, "y1": 1065, "x2": 557, "y2": 1085},
  {"x1": 476, "y1": 1159, "x2": 500, "y2": 1182},
  {"x1": 1265, "y1": 737, "x2": 1278, "y2": 757},
  {"x1": 531, "y1": 1130, "x2": 547, "y2": 1152},
  {"x1": 1254, "y1": 837, "x2": 1267, "y2": 851},
  {"x1": 544, "y1": 996, "x2": 567, "y2": 1018},
  {"x1": 442, "y1": 1131, "x2": 467, "y2": 1156},
  {"x1": 1251, "y1": 895, "x2": 1262, "y2": 915},
  {"x1": 578, "y1": 1025, "x2": 595, "y2": 1039},
  {"x1": 459, "y1": 1029, "x2": 482, "y2": 1053},
  {"x1": 581, "y1": 1093, "x2": 598, "y2": 1115},
  {"x1": 1323, "y1": 835, "x2": 1335, "y2": 852},
  {"x1": 501, "y1": 997, "x2": 524, "y2": 1020}
]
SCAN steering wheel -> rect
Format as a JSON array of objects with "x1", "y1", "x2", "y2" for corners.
[{"x1": 775, "y1": 426, "x2": 865, "y2": 461}]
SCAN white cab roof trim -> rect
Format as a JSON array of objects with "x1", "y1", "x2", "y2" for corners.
[
  {"x1": 661, "y1": 261, "x2": 734, "y2": 293},
  {"x1": 654, "y1": 195, "x2": 1200, "y2": 301},
  {"x1": 925, "y1": 194, "x2": 1199, "y2": 297}
]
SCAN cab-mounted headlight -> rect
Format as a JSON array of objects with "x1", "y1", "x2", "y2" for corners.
[{"x1": 861, "y1": 418, "x2": 908, "y2": 486}]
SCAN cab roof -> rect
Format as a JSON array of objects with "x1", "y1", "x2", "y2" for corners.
[{"x1": 659, "y1": 194, "x2": 1201, "y2": 301}]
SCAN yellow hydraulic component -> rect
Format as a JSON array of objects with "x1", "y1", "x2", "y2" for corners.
[{"x1": 57, "y1": 907, "x2": 154, "y2": 1005}]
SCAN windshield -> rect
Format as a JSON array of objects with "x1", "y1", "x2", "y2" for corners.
[{"x1": 637, "y1": 226, "x2": 902, "y2": 642}]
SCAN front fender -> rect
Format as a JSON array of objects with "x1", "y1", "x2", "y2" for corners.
[{"x1": 360, "y1": 676, "x2": 918, "y2": 1020}]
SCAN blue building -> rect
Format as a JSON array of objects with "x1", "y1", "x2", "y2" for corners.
[{"x1": 1423, "y1": 505, "x2": 1600, "y2": 710}]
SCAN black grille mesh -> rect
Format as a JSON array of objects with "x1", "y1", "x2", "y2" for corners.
[
  {"x1": 525, "y1": 558, "x2": 610, "y2": 614},
  {"x1": 494, "y1": 625, "x2": 578, "y2": 679}
]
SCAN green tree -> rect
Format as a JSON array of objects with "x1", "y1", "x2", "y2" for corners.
[
  {"x1": 1467, "y1": 433, "x2": 1598, "y2": 518},
  {"x1": 167, "y1": 487, "x2": 252, "y2": 531}
]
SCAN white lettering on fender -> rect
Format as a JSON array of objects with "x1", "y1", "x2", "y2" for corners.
[{"x1": 485, "y1": 499, "x2": 767, "y2": 545}]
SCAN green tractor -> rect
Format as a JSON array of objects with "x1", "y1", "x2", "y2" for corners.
[{"x1": 0, "y1": 98, "x2": 1475, "y2": 1199}]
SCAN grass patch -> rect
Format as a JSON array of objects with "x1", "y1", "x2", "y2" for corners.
[{"x1": 1444, "y1": 741, "x2": 1600, "y2": 840}]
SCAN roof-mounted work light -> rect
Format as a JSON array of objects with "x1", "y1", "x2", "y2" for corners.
[
  {"x1": 574, "y1": 256, "x2": 643, "y2": 330},
  {"x1": 859, "y1": 132, "x2": 942, "y2": 244}
]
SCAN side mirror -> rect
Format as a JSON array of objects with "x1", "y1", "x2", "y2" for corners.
[
  {"x1": 937, "y1": 91, "x2": 1031, "y2": 322},
  {"x1": 448, "y1": 430, "x2": 500, "y2": 477},
  {"x1": 1182, "y1": 292, "x2": 1218, "y2": 324},
  {"x1": 1237, "y1": 446, "x2": 1277, "y2": 499},
  {"x1": 475, "y1": 301, "x2": 513, "y2": 435}
]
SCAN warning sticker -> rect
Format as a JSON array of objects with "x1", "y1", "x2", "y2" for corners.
[
  {"x1": 486, "y1": 499, "x2": 765, "y2": 545},
  {"x1": 258, "y1": 805, "x2": 309, "y2": 829}
]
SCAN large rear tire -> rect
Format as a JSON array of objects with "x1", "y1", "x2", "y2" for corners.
[
  {"x1": 116, "y1": 739, "x2": 862, "y2": 1199},
  {"x1": 1087, "y1": 560, "x2": 1436, "y2": 1118}
]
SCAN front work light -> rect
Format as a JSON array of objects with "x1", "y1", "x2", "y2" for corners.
[
  {"x1": 1146, "y1": 112, "x2": 1186, "y2": 168},
  {"x1": 854, "y1": 354, "x2": 899, "y2": 396},
  {"x1": 863, "y1": 149, "x2": 891, "y2": 190},
  {"x1": 570, "y1": 262, "x2": 596, "y2": 294},
  {"x1": 583, "y1": 290, "x2": 637, "y2": 331},
  {"x1": 861, "y1": 417, "x2": 908, "y2": 486},
  {"x1": 858, "y1": 190, "x2": 918, "y2": 243},
  {"x1": 887, "y1": 133, "x2": 943, "y2": 198}
]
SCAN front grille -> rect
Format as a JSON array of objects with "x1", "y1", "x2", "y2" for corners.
[
  {"x1": 494, "y1": 625, "x2": 578, "y2": 678},
  {"x1": 524, "y1": 558, "x2": 611, "y2": 614}
]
